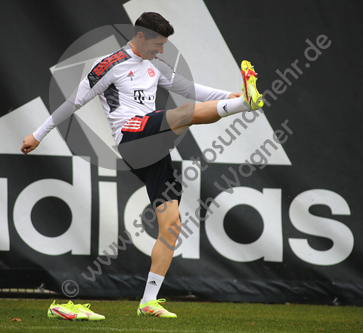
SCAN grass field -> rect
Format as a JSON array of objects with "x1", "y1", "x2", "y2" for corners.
[{"x1": 0, "y1": 299, "x2": 362, "y2": 333}]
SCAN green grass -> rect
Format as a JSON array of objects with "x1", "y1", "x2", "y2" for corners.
[{"x1": 0, "y1": 299, "x2": 362, "y2": 333}]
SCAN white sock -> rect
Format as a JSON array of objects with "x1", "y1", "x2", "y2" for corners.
[
  {"x1": 217, "y1": 95, "x2": 251, "y2": 117},
  {"x1": 141, "y1": 272, "x2": 165, "y2": 304}
]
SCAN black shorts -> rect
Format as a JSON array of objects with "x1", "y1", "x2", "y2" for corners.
[{"x1": 118, "y1": 110, "x2": 182, "y2": 207}]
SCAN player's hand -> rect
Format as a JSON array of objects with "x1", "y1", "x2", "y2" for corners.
[
  {"x1": 228, "y1": 92, "x2": 243, "y2": 99},
  {"x1": 21, "y1": 134, "x2": 40, "y2": 155}
]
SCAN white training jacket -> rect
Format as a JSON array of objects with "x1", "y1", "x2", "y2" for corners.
[{"x1": 33, "y1": 44, "x2": 231, "y2": 145}]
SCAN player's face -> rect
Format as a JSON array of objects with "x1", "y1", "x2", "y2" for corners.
[{"x1": 139, "y1": 35, "x2": 168, "y2": 60}]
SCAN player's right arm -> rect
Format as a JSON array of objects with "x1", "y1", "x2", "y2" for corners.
[
  {"x1": 20, "y1": 133, "x2": 39, "y2": 154},
  {"x1": 20, "y1": 60, "x2": 116, "y2": 155}
]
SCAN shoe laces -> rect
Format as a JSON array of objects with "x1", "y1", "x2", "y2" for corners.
[
  {"x1": 150, "y1": 299, "x2": 167, "y2": 310},
  {"x1": 75, "y1": 303, "x2": 94, "y2": 313},
  {"x1": 62, "y1": 301, "x2": 79, "y2": 313}
]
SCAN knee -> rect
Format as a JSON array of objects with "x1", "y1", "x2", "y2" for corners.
[
  {"x1": 167, "y1": 213, "x2": 181, "y2": 231},
  {"x1": 179, "y1": 103, "x2": 195, "y2": 122},
  {"x1": 169, "y1": 103, "x2": 194, "y2": 126},
  {"x1": 160, "y1": 214, "x2": 181, "y2": 236}
]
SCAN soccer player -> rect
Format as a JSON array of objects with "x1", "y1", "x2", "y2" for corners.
[{"x1": 20, "y1": 12, "x2": 263, "y2": 318}]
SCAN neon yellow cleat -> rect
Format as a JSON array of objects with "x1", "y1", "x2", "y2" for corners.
[
  {"x1": 47, "y1": 300, "x2": 87, "y2": 321},
  {"x1": 137, "y1": 299, "x2": 177, "y2": 318},
  {"x1": 241, "y1": 60, "x2": 264, "y2": 110},
  {"x1": 73, "y1": 301, "x2": 105, "y2": 321}
]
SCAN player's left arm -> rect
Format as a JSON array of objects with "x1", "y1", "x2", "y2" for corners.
[
  {"x1": 154, "y1": 57, "x2": 241, "y2": 101},
  {"x1": 228, "y1": 92, "x2": 243, "y2": 99}
]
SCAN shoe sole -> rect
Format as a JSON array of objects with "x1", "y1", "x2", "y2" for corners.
[
  {"x1": 48, "y1": 308, "x2": 87, "y2": 321},
  {"x1": 137, "y1": 308, "x2": 177, "y2": 318}
]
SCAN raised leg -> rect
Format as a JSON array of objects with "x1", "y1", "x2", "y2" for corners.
[
  {"x1": 166, "y1": 100, "x2": 220, "y2": 135},
  {"x1": 166, "y1": 95, "x2": 250, "y2": 135}
]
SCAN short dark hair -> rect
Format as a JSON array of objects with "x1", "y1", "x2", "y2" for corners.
[{"x1": 134, "y1": 12, "x2": 174, "y2": 39}]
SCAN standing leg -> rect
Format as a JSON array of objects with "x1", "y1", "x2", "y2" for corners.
[
  {"x1": 138, "y1": 200, "x2": 180, "y2": 318},
  {"x1": 151, "y1": 200, "x2": 181, "y2": 276}
]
